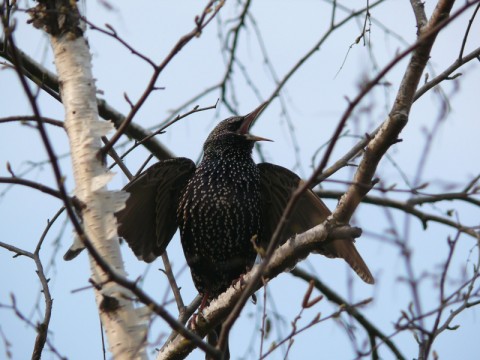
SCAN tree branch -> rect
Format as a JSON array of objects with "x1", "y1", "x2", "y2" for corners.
[
  {"x1": 290, "y1": 268, "x2": 406, "y2": 360},
  {"x1": 157, "y1": 223, "x2": 362, "y2": 359},
  {"x1": 317, "y1": 190, "x2": 479, "y2": 239},
  {"x1": 414, "y1": 46, "x2": 480, "y2": 101},
  {"x1": 0, "y1": 38, "x2": 173, "y2": 160},
  {"x1": 100, "y1": 1, "x2": 224, "y2": 157}
]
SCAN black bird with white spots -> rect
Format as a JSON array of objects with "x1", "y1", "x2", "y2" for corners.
[{"x1": 67, "y1": 103, "x2": 374, "y2": 359}]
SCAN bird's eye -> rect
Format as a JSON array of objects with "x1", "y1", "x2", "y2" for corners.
[
  {"x1": 233, "y1": 120, "x2": 243, "y2": 131},
  {"x1": 227, "y1": 118, "x2": 243, "y2": 132}
]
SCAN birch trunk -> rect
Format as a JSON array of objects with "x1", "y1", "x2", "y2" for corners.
[{"x1": 39, "y1": 2, "x2": 149, "y2": 358}]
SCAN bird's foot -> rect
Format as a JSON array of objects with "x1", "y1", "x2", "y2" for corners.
[
  {"x1": 232, "y1": 273, "x2": 247, "y2": 290},
  {"x1": 189, "y1": 293, "x2": 210, "y2": 329},
  {"x1": 189, "y1": 313, "x2": 199, "y2": 329}
]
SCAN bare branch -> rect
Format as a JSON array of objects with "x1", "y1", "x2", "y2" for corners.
[
  {"x1": 0, "y1": 115, "x2": 63, "y2": 127},
  {"x1": 414, "y1": 46, "x2": 480, "y2": 101},
  {"x1": 100, "y1": 1, "x2": 224, "y2": 157},
  {"x1": 317, "y1": 190, "x2": 480, "y2": 239},
  {"x1": 158, "y1": 222, "x2": 362, "y2": 359},
  {"x1": 0, "y1": 176, "x2": 66, "y2": 202},
  {"x1": 291, "y1": 268, "x2": 406, "y2": 360},
  {"x1": 410, "y1": 0, "x2": 428, "y2": 30},
  {"x1": 459, "y1": 2, "x2": 480, "y2": 59},
  {"x1": 0, "y1": 38, "x2": 173, "y2": 160}
]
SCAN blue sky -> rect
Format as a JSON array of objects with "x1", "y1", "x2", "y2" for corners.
[{"x1": 1, "y1": 1, "x2": 479, "y2": 359}]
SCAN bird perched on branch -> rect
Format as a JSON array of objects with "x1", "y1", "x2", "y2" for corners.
[{"x1": 113, "y1": 102, "x2": 374, "y2": 359}]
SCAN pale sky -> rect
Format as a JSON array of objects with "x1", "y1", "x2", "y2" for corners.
[{"x1": 1, "y1": 1, "x2": 479, "y2": 359}]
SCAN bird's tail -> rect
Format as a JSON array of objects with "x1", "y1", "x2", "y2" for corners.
[{"x1": 327, "y1": 238, "x2": 375, "y2": 284}]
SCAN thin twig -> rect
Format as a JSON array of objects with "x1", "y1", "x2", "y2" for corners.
[
  {"x1": 317, "y1": 190, "x2": 479, "y2": 239},
  {"x1": 0, "y1": 38, "x2": 173, "y2": 160},
  {"x1": 290, "y1": 268, "x2": 406, "y2": 360},
  {"x1": 0, "y1": 115, "x2": 63, "y2": 127},
  {"x1": 118, "y1": 100, "x2": 218, "y2": 162},
  {"x1": 459, "y1": 2, "x2": 480, "y2": 59},
  {"x1": 100, "y1": 1, "x2": 224, "y2": 157}
]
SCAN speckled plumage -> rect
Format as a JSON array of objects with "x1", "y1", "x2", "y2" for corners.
[
  {"x1": 61, "y1": 103, "x2": 374, "y2": 359},
  {"x1": 107, "y1": 103, "x2": 375, "y2": 360},
  {"x1": 177, "y1": 132, "x2": 261, "y2": 297},
  {"x1": 113, "y1": 102, "x2": 374, "y2": 297}
]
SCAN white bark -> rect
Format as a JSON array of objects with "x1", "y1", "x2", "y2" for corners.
[
  {"x1": 156, "y1": 221, "x2": 337, "y2": 360},
  {"x1": 51, "y1": 33, "x2": 148, "y2": 359}
]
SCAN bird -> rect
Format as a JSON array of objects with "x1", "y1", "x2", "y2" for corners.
[{"x1": 113, "y1": 102, "x2": 374, "y2": 359}]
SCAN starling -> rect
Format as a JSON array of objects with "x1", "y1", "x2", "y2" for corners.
[
  {"x1": 65, "y1": 103, "x2": 374, "y2": 358},
  {"x1": 116, "y1": 103, "x2": 374, "y2": 286}
]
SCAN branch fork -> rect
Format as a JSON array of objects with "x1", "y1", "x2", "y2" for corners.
[{"x1": 157, "y1": 221, "x2": 362, "y2": 359}]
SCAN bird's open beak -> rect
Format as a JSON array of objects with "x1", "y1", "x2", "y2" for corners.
[{"x1": 239, "y1": 102, "x2": 273, "y2": 142}]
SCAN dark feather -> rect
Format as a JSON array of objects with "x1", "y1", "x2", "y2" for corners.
[
  {"x1": 258, "y1": 163, "x2": 374, "y2": 284},
  {"x1": 116, "y1": 158, "x2": 195, "y2": 262}
]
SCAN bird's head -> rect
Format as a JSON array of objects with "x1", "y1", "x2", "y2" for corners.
[{"x1": 203, "y1": 102, "x2": 272, "y2": 154}]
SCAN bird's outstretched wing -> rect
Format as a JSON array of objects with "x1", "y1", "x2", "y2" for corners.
[
  {"x1": 258, "y1": 163, "x2": 374, "y2": 284},
  {"x1": 117, "y1": 158, "x2": 196, "y2": 262}
]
